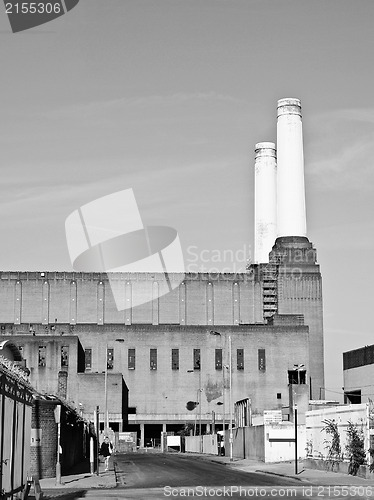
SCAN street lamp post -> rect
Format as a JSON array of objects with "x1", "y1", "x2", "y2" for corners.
[
  {"x1": 210, "y1": 331, "x2": 233, "y2": 462},
  {"x1": 294, "y1": 403, "x2": 298, "y2": 475},
  {"x1": 228, "y1": 335, "x2": 233, "y2": 462},
  {"x1": 293, "y1": 363, "x2": 304, "y2": 475}
]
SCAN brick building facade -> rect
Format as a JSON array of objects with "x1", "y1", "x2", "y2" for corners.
[{"x1": 0, "y1": 235, "x2": 323, "y2": 444}]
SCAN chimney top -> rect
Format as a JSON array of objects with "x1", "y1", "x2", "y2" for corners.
[
  {"x1": 255, "y1": 142, "x2": 276, "y2": 159},
  {"x1": 277, "y1": 98, "x2": 301, "y2": 117}
]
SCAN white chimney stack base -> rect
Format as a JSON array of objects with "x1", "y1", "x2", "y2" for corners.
[
  {"x1": 276, "y1": 98, "x2": 307, "y2": 238},
  {"x1": 254, "y1": 142, "x2": 277, "y2": 264}
]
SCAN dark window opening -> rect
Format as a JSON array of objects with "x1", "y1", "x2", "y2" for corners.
[
  {"x1": 215, "y1": 349, "x2": 222, "y2": 370},
  {"x1": 344, "y1": 390, "x2": 361, "y2": 404},
  {"x1": 128, "y1": 407, "x2": 137, "y2": 414},
  {"x1": 61, "y1": 346, "x2": 69, "y2": 367},
  {"x1": 288, "y1": 370, "x2": 306, "y2": 384},
  {"x1": 258, "y1": 349, "x2": 266, "y2": 372},
  {"x1": 107, "y1": 348, "x2": 114, "y2": 370},
  {"x1": 128, "y1": 348, "x2": 135, "y2": 370},
  {"x1": 38, "y1": 346, "x2": 46, "y2": 367},
  {"x1": 237, "y1": 349, "x2": 244, "y2": 370},
  {"x1": 84, "y1": 348, "x2": 92, "y2": 371},
  {"x1": 150, "y1": 348, "x2": 157, "y2": 370},
  {"x1": 277, "y1": 393, "x2": 282, "y2": 400},
  {"x1": 193, "y1": 349, "x2": 201, "y2": 370},
  {"x1": 172, "y1": 349, "x2": 179, "y2": 370}
]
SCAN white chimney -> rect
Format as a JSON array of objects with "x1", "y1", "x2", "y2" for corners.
[
  {"x1": 254, "y1": 142, "x2": 277, "y2": 263},
  {"x1": 276, "y1": 98, "x2": 307, "y2": 237}
]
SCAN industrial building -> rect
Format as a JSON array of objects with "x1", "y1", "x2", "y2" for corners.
[
  {"x1": 343, "y1": 344, "x2": 374, "y2": 404},
  {"x1": 0, "y1": 98, "x2": 324, "y2": 445}
]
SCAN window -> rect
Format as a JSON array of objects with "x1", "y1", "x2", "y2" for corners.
[
  {"x1": 61, "y1": 346, "x2": 69, "y2": 367},
  {"x1": 237, "y1": 349, "x2": 244, "y2": 370},
  {"x1": 288, "y1": 370, "x2": 306, "y2": 384},
  {"x1": 193, "y1": 349, "x2": 201, "y2": 370},
  {"x1": 107, "y1": 348, "x2": 114, "y2": 370},
  {"x1": 150, "y1": 348, "x2": 157, "y2": 370},
  {"x1": 277, "y1": 393, "x2": 282, "y2": 400},
  {"x1": 128, "y1": 348, "x2": 135, "y2": 370},
  {"x1": 171, "y1": 349, "x2": 179, "y2": 370},
  {"x1": 38, "y1": 346, "x2": 46, "y2": 367},
  {"x1": 84, "y1": 348, "x2": 92, "y2": 371},
  {"x1": 215, "y1": 349, "x2": 222, "y2": 370},
  {"x1": 258, "y1": 349, "x2": 266, "y2": 372}
]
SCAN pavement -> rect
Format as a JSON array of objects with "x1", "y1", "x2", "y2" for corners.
[
  {"x1": 28, "y1": 451, "x2": 374, "y2": 497},
  {"x1": 27, "y1": 457, "x2": 117, "y2": 498},
  {"x1": 187, "y1": 453, "x2": 374, "y2": 486}
]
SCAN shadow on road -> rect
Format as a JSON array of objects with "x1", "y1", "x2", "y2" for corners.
[{"x1": 42, "y1": 490, "x2": 87, "y2": 500}]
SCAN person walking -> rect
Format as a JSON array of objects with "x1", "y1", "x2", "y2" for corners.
[{"x1": 100, "y1": 436, "x2": 113, "y2": 471}]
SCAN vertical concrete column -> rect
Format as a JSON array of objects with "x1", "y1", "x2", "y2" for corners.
[
  {"x1": 162, "y1": 423, "x2": 166, "y2": 433},
  {"x1": 125, "y1": 281, "x2": 132, "y2": 325},
  {"x1": 277, "y1": 98, "x2": 307, "y2": 237},
  {"x1": 152, "y1": 282, "x2": 159, "y2": 325},
  {"x1": 97, "y1": 281, "x2": 104, "y2": 325},
  {"x1": 70, "y1": 280, "x2": 77, "y2": 324},
  {"x1": 179, "y1": 281, "x2": 186, "y2": 325},
  {"x1": 232, "y1": 282, "x2": 239, "y2": 325},
  {"x1": 206, "y1": 282, "x2": 214, "y2": 325},
  {"x1": 42, "y1": 280, "x2": 49, "y2": 325},
  {"x1": 254, "y1": 142, "x2": 277, "y2": 263},
  {"x1": 140, "y1": 423, "x2": 145, "y2": 448},
  {"x1": 14, "y1": 280, "x2": 22, "y2": 325}
]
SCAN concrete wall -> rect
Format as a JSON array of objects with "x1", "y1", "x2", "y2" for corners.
[
  {"x1": 185, "y1": 435, "x2": 202, "y2": 453},
  {"x1": 305, "y1": 404, "x2": 369, "y2": 462},
  {"x1": 344, "y1": 364, "x2": 374, "y2": 403},
  {"x1": 264, "y1": 423, "x2": 306, "y2": 462},
  {"x1": 4, "y1": 323, "x2": 309, "y2": 426}
]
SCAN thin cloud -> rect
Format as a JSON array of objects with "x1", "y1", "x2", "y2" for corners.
[{"x1": 306, "y1": 107, "x2": 374, "y2": 191}]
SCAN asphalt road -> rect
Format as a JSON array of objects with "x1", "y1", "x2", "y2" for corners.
[
  {"x1": 114, "y1": 452, "x2": 301, "y2": 489},
  {"x1": 40, "y1": 453, "x2": 373, "y2": 499}
]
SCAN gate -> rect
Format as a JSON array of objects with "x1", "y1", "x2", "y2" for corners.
[{"x1": 0, "y1": 351, "x2": 34, "y2": 499}]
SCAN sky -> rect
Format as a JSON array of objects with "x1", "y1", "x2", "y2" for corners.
[{"x1": 1, "y1": 0, "x2": 374, "y2": 400}]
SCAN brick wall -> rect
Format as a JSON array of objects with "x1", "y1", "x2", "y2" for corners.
[
  {"x1": 30, "y1": 399, "x2": 86, "y2": 479},
  {"x1": 0, "y1": 272, "x2": 260, "y2": 326}
]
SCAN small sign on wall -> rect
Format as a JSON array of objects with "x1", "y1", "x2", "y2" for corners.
[{"x1": 31, "y1": 429, "x2": 42, "y2": 446}]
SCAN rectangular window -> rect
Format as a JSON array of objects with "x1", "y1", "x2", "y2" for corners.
[
  {"x1": 107, "y1": 348, "x2": 114, "y2": 370},
  {"x1": 237, "y1": 349, "x2": 244, "y2": 370},
  {"x1": 84, "y1": 348, "x2": 92, "y2": 371},
  {"x1": 215, "y1": 349, "x2": 222, "y2": 370},
  {"x1": 258, "y1": 349, "x2": 266, "y2": 372},
  {"x1": 150, "y1": 349, "x2": 157, "y2": 370},
  {"x1": 128, "y1": 348, "x2": 135, "y2": 370},
  {"x1": 193, "y1": 349, "x2": 201, "y2": 370},
  {"x1": 38, "y1": 346, "x2": 46, "y2": 367},
  {"x1": 288, "y1": 370, "x2": 306, "y2": 384},
  {"x1": 61, "y1": 346, "x2": 69, "y2": 367},
  {"x1": 171, "y1": 349, "x2": 179, "y2": 370}
]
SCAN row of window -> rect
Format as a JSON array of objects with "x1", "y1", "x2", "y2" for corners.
[
  {"x1": 83, "y1": 347, "x2": 267, "y2": 373},
  {"x1": 24, "y1": 344, "x2": 305, "y2": 384}
]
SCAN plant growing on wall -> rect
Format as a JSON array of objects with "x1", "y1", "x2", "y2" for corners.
[
  {"x1": 322, "y1": 419, "x2": 341, "y2": 470},
  {"x1": 345, "y1": 420, "x2": 366, "y2": 476}
]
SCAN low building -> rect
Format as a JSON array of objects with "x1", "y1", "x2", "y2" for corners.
[{"x1": 343, "y1": 344, "x2": 374, "y2": 404}]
